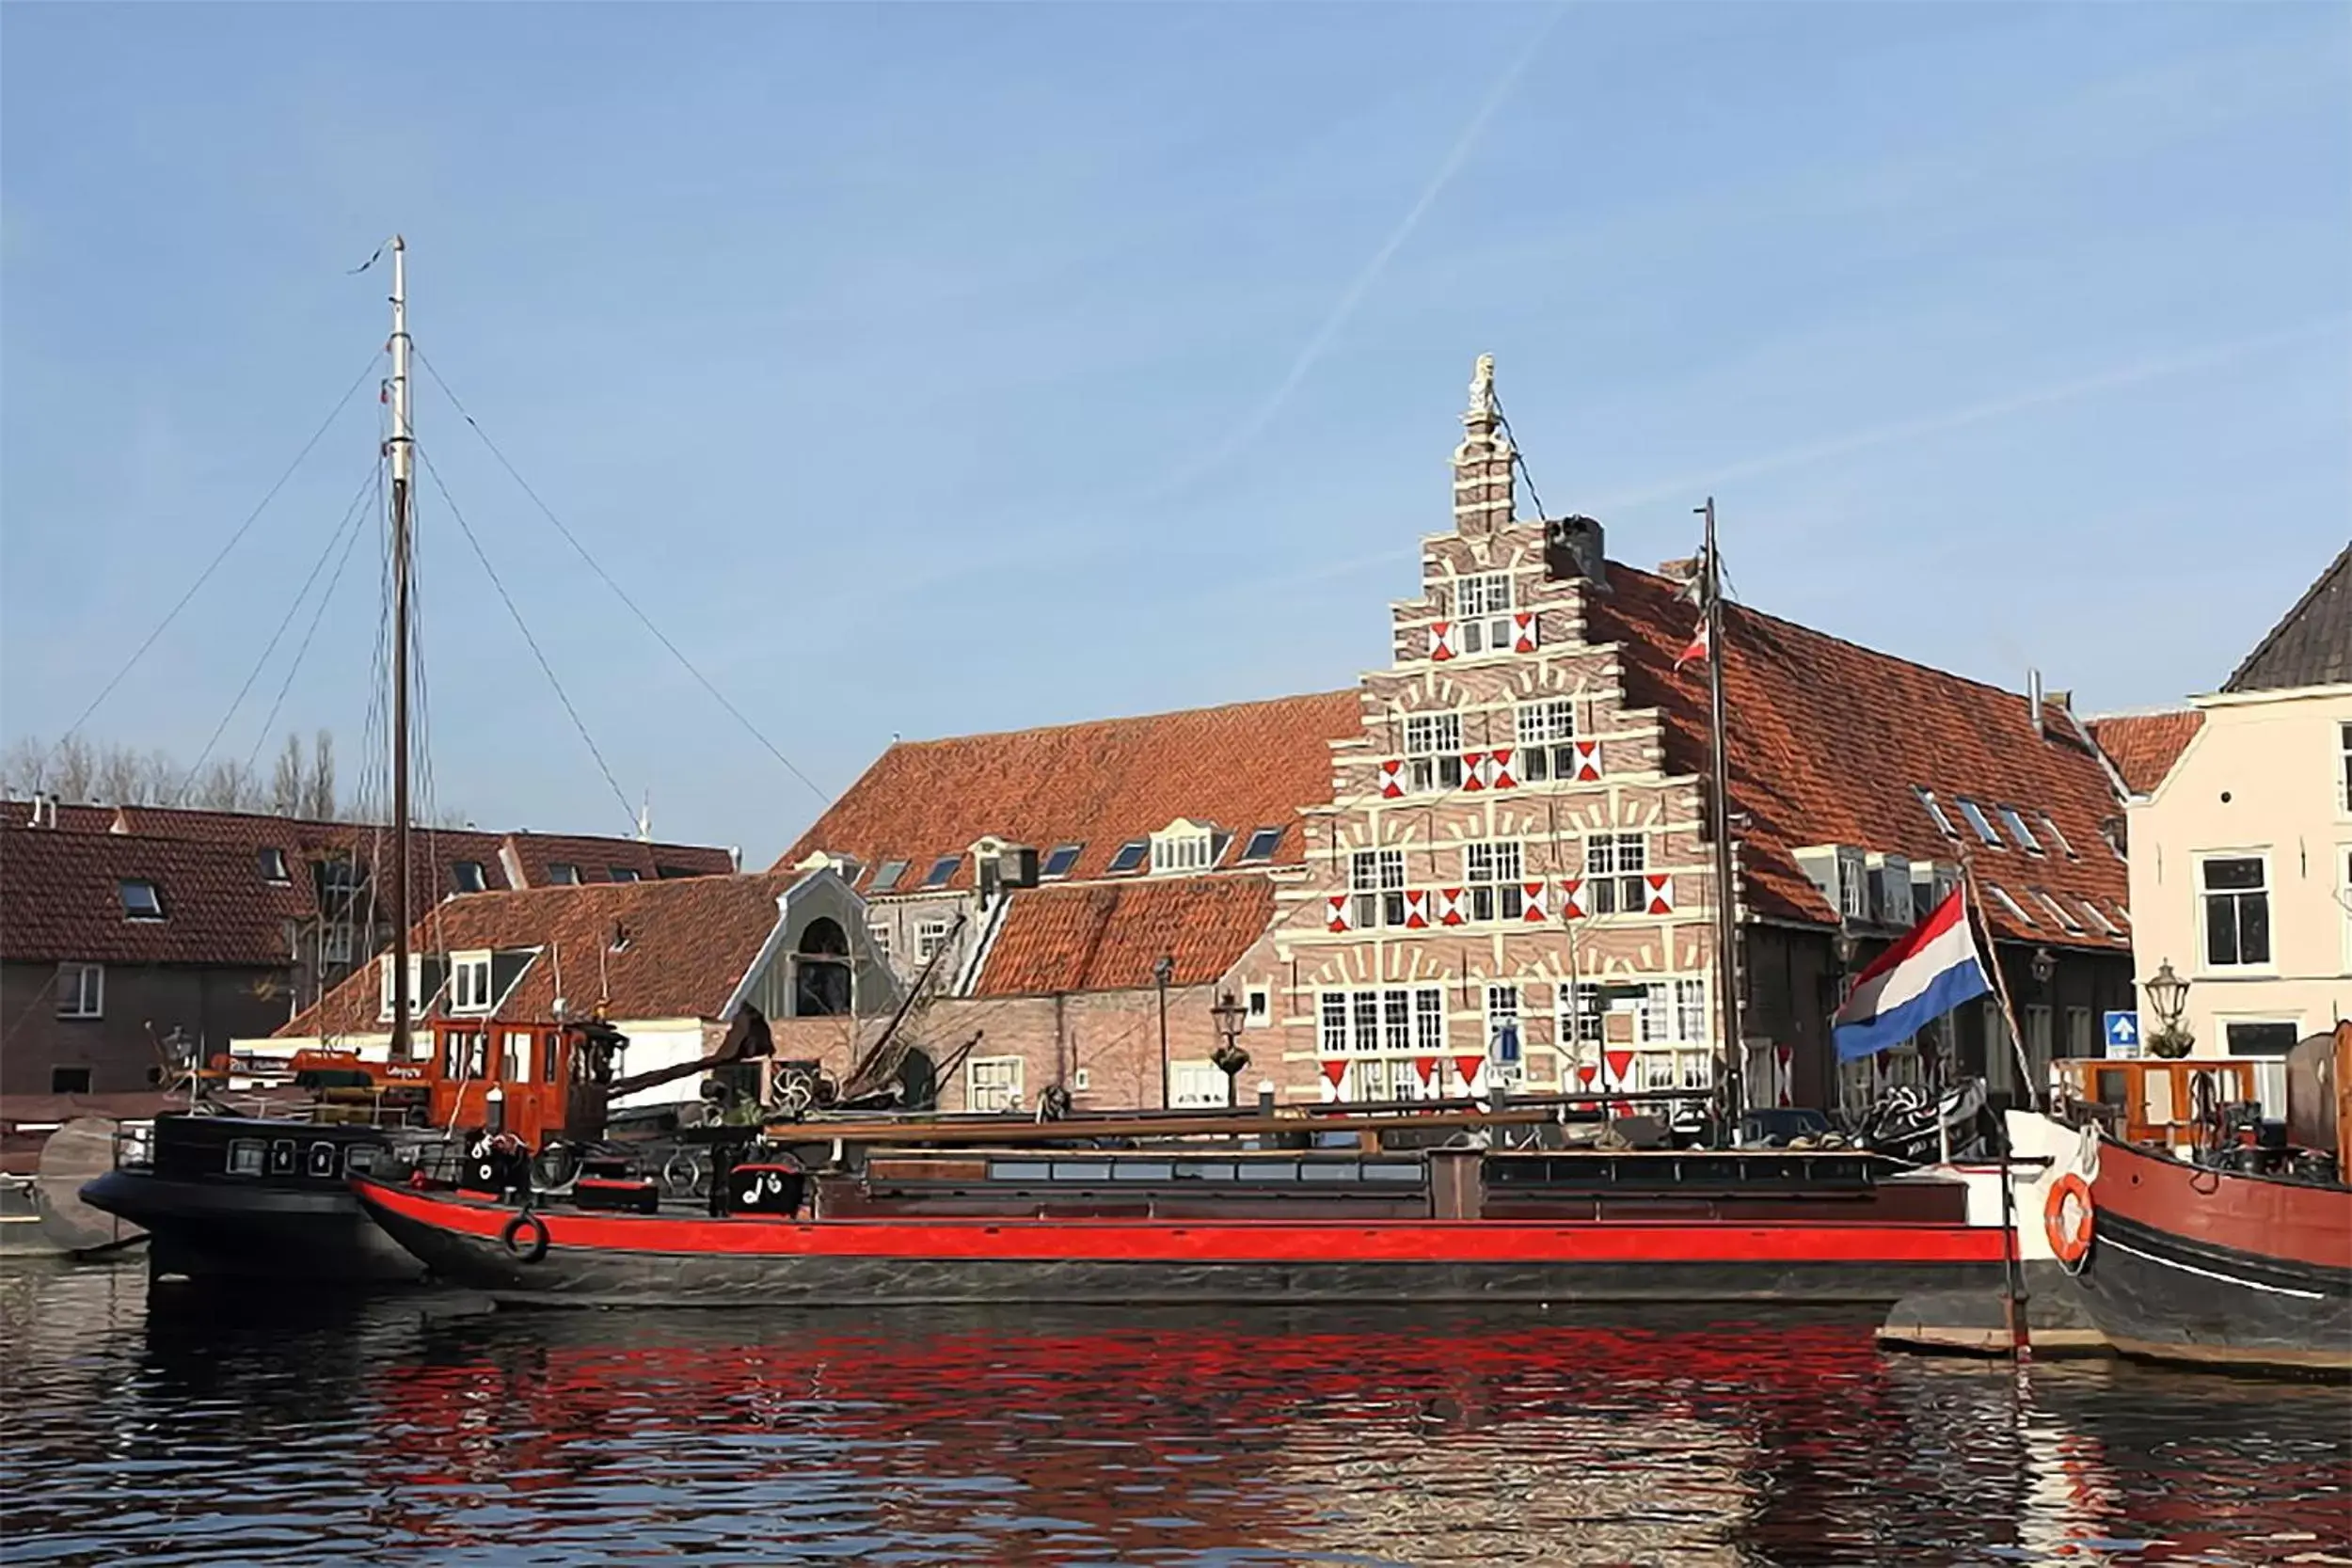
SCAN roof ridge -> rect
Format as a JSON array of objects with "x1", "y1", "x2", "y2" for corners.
[
  {"x1": 2222, "y1": 539, "x2": 2352, "y2": 693},
  {"x1": 883, "y1": 689, "x2": 1359, "y2": 750}
]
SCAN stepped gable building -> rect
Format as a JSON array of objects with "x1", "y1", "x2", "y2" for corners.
[
  {"x1": 780, "y1": 357, "x2": 2135, "y2": 1116},
  {"x1": 1, "y1": 797, "x2": 738, "y2": 1098}
]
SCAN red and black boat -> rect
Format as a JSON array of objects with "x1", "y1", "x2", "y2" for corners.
[
  {"x1": 2055, "y1": 1024, "x2": 2352, "y2": 1373},
  {"x1": 355, "y1": 1103, "x2": 2010, "y2": 1307}
]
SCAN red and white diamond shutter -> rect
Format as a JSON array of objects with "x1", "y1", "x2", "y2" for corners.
[
  {"x1": 1558, "y1": 878, "x2": 1589, "y2": 920},
  {"x1": 1520, "y1": 881, "x2": 1549, "y2": 923},
  {"x1": 1774, "y1": 1043, "x2": 1795, "y2": 1108},
  {"x1": 1461, "y1": 750, "x2": 1487, "y2": 792},
  {"x1": 1435, "y1": 887, "x2": 1465, "y2": 927},
  {"x1": 1326, "y1": 895, "x2": 1353, "y2": 933},
  {"x1": 1429, "y1": 621, "x2": 1458, "y2": 661},
  {"x1": 1321, "y1": 1058, "x2": 1349, "y2": 1102},
  {"x1": 1512, "y1": 611, "x2": 1539, "y2": 654},
  {"x1": 1487, "y1": 746, "x2": 1518, "y2": 789},
  {"x1": 1571, "y1": 740, "x2": 1603, "y2": 782},
  {"x1": 1644, "y1": 873, "x2": 1675, "y2": 915},
  {"x1": 1378, "y1": 759, "x2": 1405, "y2": 799},
  {"x1": 1403, "y1": 889, "x2": 1431, "y2": 929}
]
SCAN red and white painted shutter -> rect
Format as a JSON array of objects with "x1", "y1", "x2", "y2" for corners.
[
  {"x1": 1570, "y1": 740, "x2": 1603, "y2": 783},
  {"x1": 1326, "y1": 895, "x2": 1353, "y2": 933},
  {"x1": 1429, "y1": 621, "x2": 1458, "y2": 661},
  {"x1": 1520, "y1": 881, "x2": 1549, "y2": 924},
  {"x1": 1572, "y1": 1062, "x2": 1600, "y2": 1108},
  {"x1": 1403, "y1": 889, "x2": 1430, "y2": 929},
  {"x1": 1378, "y1": 759, "x2": 1405, "y2": 799},
  {"x1": 1558, "y1": 878, "x2": 1589, "y2": 920},
  {"x1": 1602, "y1": 1047, "x2": 1637, "y2": 1117},
  {"x1": 1487, "y1": 746, "x2": 1518, "y2": 789},
  {"x1": 1436, "y1": 887, "x2": 1465, "y2": 927},
  {"x1": 1512, "y1": 611, "x2": 1539, "y2": 654},
  {"x1": 1461, "y1": 750, "x2": 1487, "y2": 792},
  {"x1": 1413, "y1": 1056, "x2": 1439, "y2": 1099},
  {"x1": 1321, "y1": 1058, "x2": 1350, "y2": 1102},
  {"x1": 1453, "y1": 1053, "x2": 1487, "y2": 1099},
  {"x1": 1644, "y1": 873, "x2": 1676, "y2": 915}
]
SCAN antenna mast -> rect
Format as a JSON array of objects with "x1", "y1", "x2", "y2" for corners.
[{"x1": 388, "y1": 235, "x2": 415, "y2": 1061}]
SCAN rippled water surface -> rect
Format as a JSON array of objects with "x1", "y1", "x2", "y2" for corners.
[{"x1": 3, "y1": 1259, "x2": 2347, "y2": 1565}]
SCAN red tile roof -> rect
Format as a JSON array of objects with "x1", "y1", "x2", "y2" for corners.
[
  {"x1": 971, "y1": 875, "x2": 1278, "y2": 998},
  {"x1": 1592, "y1": 564, "x2": 2130, "y2": 947},
  {"x1": 779, "y1": 692, "x2": 1362, "y2": 891},
  {"x1": 2088, "y1": 711, "x2": 2203, "y2": 797},
  {"x1": 0, "y1": 831, "x2": 310, "y2": 965},
  {"x1": 279, "y1": 872, "x2": 798, "y2": 1038}
]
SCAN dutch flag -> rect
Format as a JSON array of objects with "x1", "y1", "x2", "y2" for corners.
[{"x1": 1831, "y1": 887, "x2": 1993, "y2": 1060}]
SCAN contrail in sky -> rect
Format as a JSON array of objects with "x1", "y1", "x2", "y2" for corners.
[{"x1": 1141, "y1": 5, "x2": 1567, "y2": 503}]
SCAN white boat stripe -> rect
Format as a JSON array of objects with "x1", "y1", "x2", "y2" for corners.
[{"x1": 2101, "y1": 1235, "x2": 2326, "y2": 1301}]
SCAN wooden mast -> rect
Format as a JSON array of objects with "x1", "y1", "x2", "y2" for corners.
[
  {"x1": 1701, "y1": 498, "x2": 1745, "y2": 1135},
  {"x1": 387, "y1": 236, "x2": 415, "y2": 1061}
]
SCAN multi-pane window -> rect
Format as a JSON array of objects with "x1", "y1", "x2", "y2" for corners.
[
  {"x1": 1413, "y1": 990, "x2": 1446, "y2": 1054},
  {"x1": 1403, "y1": 712, "x2": 1465, "y2": 794},
  {"x1": 1152, "y1": 831, "x2": 1213, "y2": 875},
  {"x1": 1560, "y1": 981, "x2": 1604, "y2": 1047},
  {"x1": 1352, "y1": 991, "x2": 1380, "y2": 1055},
  {"x1": 1382, "y1": 990, "x2": 1412, "y2": 1055},
  {"x1": 1322, "y1": 987, "x2": 1447, "y2": 1055},
  {"x1": 1463, "y1": 841, "x2": 1525, "y2": 922},
  {"x1": 450, "y1": 954, "x2": 493, "y2": 1014},
  {"x1": 866, "y1": 922, "x2": 893, "y2": 962},
  {"x1": 1585, "y1": 833, "x2": 1647, "y2": 913},
  {"x1": 1453, "y1": 572, "x2": 1516, "y2": 656},
  {"x1": 1320, "y1": 992, "x2": 1348, "y2": 1055},
  {"x1": 1514, "y1": 699, "x2": 1579, "y2": 782},
  {"x1": 968, "y1": 1057, "x2": 1024, "y2": 1112},
  {"x1": 1637, "y1": 979, "x2": 1708, "y2": 1045},
  {"x1": 55, "y1": 963, "x2": 103, "y2": 1020},
  {"x1": 1350, "y1": 848, "x2": 1406, "y2": 928},
  {"x1": 2201, "y1": 857, "x2": 2271, "y2": 968},
  {"x1": 915, "y1": 919, "x2": 951, "y2": 964}
]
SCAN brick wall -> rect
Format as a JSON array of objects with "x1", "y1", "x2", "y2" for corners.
[{"x1": 2, "y1": 959, "x2": 293, "y2": 1095}]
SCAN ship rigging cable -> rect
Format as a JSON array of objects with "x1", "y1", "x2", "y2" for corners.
[
  {"x1": 414, "y1": 350, "x2": 830, "y2": 804},
  {"x1": 419, "y1": 446, "x2": 639, "y2": 832},
  {"x1": 46, "y1": 351, "x2": 386, "y2": 761},
  {"x1": 238, "y1": 458, "x2": 382, "y2": 784}
]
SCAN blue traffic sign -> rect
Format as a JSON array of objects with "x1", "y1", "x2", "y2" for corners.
[{"x1": 2104, "y1": 1010, "x2": 2141, "y2": 1056}]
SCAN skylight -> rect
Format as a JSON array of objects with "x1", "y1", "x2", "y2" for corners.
[
  {"x1": 2075, "y1": 897, "x2": 2118, "y2": 935},
  {"x1": 1237, "y1": 826, "x2": 1284, "y2": 863},
  {"x1": 119, "y1": 879, "x2": 164, "y2": 921},
  {"x1": 1106, "y1": 840, "x2": 1149, "y2": 875},
  {"x1": 257, "y1": 847, "x2": 289, "y2": 883},
  {"x1": 548, "y1": 863, "x2": 581, "y2": 885},
  {"x1": 609, "y1": 867, "x2": 642, "y2": 883},
  {"x1": 1954, "y1": 797, "x2": 2002, "y2": 847},
  {"x1": 870, "y1": 859, "x2": 908, "y2": 894},
  {"x1": 1041, "y1": 844, "x2": 1083, "y2": 879},
  {"x1": 922, "y1": 854, "x2": 960, "y2": 888},
  {"x1": 453, "y1": 860, "x2": 487, "y2": 893},
  {"x1": 1985, "y1": 883, "x2": 2034, "y2": 927},
  {"x1": 1914, "y1": 786, "x2": 1956, "y2": 838},
  {"x1": 2030, "y1": 888, "x2": 2081, "y2": 932},
  {"x1": 1997, "y1": 807, "x2": 2042, "y2": 854},
  {"x1": 2038, "y1": 812, "x2": 2076, "y2": 858}
]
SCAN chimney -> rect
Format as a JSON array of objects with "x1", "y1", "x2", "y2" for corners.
[
  {"x1": 2027, "y1": 668, "x2": 2044, "y2": 741},
  {"x1": 1452, "y1": 354, "x2": 1515, "y2": 537},
  {"x1": 29, "y1": 792, "x2": 56, "y2": 830},
  {"x1": 1544, "y1": 515, "x2": 1606, "y2": 586}
]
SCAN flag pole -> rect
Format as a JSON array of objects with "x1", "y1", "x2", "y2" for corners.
[{"x1": 1961, "y1": 854, "x2": 2032, "y2": 1361}]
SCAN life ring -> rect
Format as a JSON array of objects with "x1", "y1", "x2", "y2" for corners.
[
  {"x1": 500, "y1": 1211, "x2": 551, "y2": 1264},
  {"x1": 2044, "y1": 1172, "x2": 2094, "y2": 1266}
]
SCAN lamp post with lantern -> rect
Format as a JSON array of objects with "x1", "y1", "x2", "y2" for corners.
[
  {"x1": 1209, "y1": 991, "x2": 1250, "y2": 1108},
  {"x1": 2143, "y1": 958, "x2": 2193, "y2": 1058}
]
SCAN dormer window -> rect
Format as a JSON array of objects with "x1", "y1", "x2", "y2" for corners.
[
  {"x1": 449, "y1": 951, "x2": 494, "y2": 1014},
  {"x1": 453, "y1": 860, "x2": 487, "y2": 893},
  {"x1": 258, "y1": 847, "x2": 290, "y2": 883},
  {"x1": 1151, "y1": 820, "x2": 1216, "y2": 876},
  {"x1": 119, "y1": 879, "x2": 164, "y2": 921}
]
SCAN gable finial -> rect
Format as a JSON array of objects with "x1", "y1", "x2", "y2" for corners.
[{"x1": 1466, "y1": 353, "x2": 1498, "y2": 426}]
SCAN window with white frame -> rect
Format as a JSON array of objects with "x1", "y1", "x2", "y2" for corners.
[
  {"x1": 548, "y1": 862, "x2": 581, "y2": 886},
  {"x1": 2341, "y1": 848, "x2": 2351, "y2": 974},
  {"x1": 1151, "y1": 824, "x2": 1215, "y2": 875},
  {"x1": 1560, "y1": 981, "x2": 1604, "y2": 1049},
  {"x1": 915, "y1": 919, "x2": 951, "y2": 965},
  {"x1": 1320, "y1": 986, "x2": 1447, "y2": 1056},
  {"x1": 1402, "y1": 712, "x2": 1465, "y2": 794},
  {"x1": 1236, "y1": 827, "x2": 1284, "y2": 863},
  {"x1": 1105, "y1": 840, "x2": 1149, "y2": 875},
  {"x1": 1915, "y1": 786, "x2": 1957, "y2": 838},
  {"x1": 453, "y1": 861, "x2": 488, "y2": 894},
  {"x1": 1637, "y1": 979, "x2": 1708, "y2": 1045},
  {"x1": 1463, "y1": 840, "x2": 1525, "y2": 922},
  {"x1": 449, "y1": 953, "x2": 494, "y2": 1014},
  {"x1": 1954, "y1": 798, "x2": 2002, "y2": 847},
  {"x1": 2039, "y1": 813, "x2": 2076, "y2": 858},
  {"x1": 1382, "y1": 989, "x2": 1412, "y2": 1055},
  {"x1": 2030, "y1": 889, "x2": 2082, "y2": 934},
  {"x1": 968, "y1": 1056, "x2": 1024, "y2": 1112},
  {"x1": 1041, "y1": 843, "x2": 1083, "y2": 879},
  {"x1": 1985, "y1": 883, "x2": 2035, "y2": 927},
  {"x1": 118, "y1": 879, "x2": 164, "y2": 920},
  {"x1": 1585, "y1": 832, "x2": 1647, "y2": 914},
  {"x1": 1514, "y1": 699, "x2": 1579, "y2": 783},
  {"x1": 1997, "y1": 807, "x2": 2042, "y2": 854},
  {"x1": 55, "y1": 963, "x2": 103, "y2": 1020},
  {"x1": 322, "y1": 923, "x2": 354, "y2": 964},
  {"x1": 1320, "y1": 992, "x2": 1348, "y2": 1055},
  {"x1": 2201, "y1": 856, "x2": 2271, "y2": 968},
  {"x1": 867, "y1": 922, "x2": 893, "y2": 963},
  {"x1": 1486, "y1": 985, "x2": 1522, "y2": 1074},
  {"x1": 1414, "y1": 989, "x2": 1446, "y2": 1055},
  {"x1": 1245, "y1": 985, "x2": 1271, "y2": 1027},
  {"x1": 1453, "y1": 572, "x2": 1516, "y2": 656},
  {"x1": 1169, "y1": 1061, "x2": 1227, "y2": 1108},
  {"x1": 1350, "y1": 848, "x2": 1406, "y2": 928},
  {"x1": 258, "y1": 847, "x2": 290, "y2": 883}
]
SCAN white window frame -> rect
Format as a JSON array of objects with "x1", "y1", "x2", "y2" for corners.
[
  {"x1": 2340, "y1": 847, "x2": 2352, "y2": 975},
  {"x1": 1244, "y1": 984, "x2": 1271, "y2": 1028},
  {"x1": 258, "y1": 847, "x2": 290, "y2": 883},
  {"x1": 2030, "y1": 889, "x2": 2083, "y2": 934},
  {"x1": 1453, "y1": 571, "x2": 1517, "y2": 657},
  {"x1": 321, "y1": 923, "x2": 355, "y2": 964},
  {"x1": 1041, "y1": 843, "x2": 1083, "y2": 879},
  {"x1": 1321, "y1": 986, "x2": 1445, "y2": 1058},
  {"x1": 2341, "y1": 721, "x2": 2351, "y2": 816},
  {"x1": 1236, "y1": 827, "x2": 1283, "y2": 863},
  {"x1": 1585, "y1": 832, "x2": 1647, "y2": 915},
  {"x1": 2199, "y1": 852, "x2": 2273, "y2": 972},
  {"x1": 1349, "y1": 848, "x2": 1406, "y2": 928},
  {"x1": 2038, "y1": 812, "x2": 2076, "y2": 859},
  {"x1": 1954, "y1": 798, "x2": 2003, "y2": 847},
  {"x1": 1463, "y1": 840, "x2": 1525, "y2": 923},
  {"x1": 1150, "y1": 824, "x2": 1215, "y2": 876},
  {"x1": 1560, "y1": 981, "x2": 1604, "y2": 1051},
  {"x1": 867, "y1": 922, "x2": 893, "y2": 963},
  {"x1": 55, "y1": 963, "x2": 103, "y2": 1020},
  {"x1": 1997, "y1": 806, "x2": 2042, "y2": 854},
  {"x1": 453, "y1": 860, "x2": 488, "y2": 894},
  {"x1": 967, "y1": 1055, "x2": 1024, "y2": 1113},
  {"x1": 915, "y1": 918, "x2": 951, "y2": 965},
  {"x1": 119, "y1": 879, "x2": 164, "y2": 921},
  {"x1": 1486, "y1": 985, "x2": 1522, "y2": 1078},
  {"x1": 1985, "y1": 883, "x2": 2035, "y2": 927},
  {"x1": 1401, "y1": 711, "x2": 1465, "y2": 795},
  {"x1": 448, "y1": 951, "x2": 494, "y2": 1015},
  {"x1": 1169, "y1": 1061, "x2": 1226, "y2": 1108}
]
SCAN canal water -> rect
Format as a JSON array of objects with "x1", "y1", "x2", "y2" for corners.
[{"x1": 3, "y1": 1259, "x2": 2345, "y2": 1566}]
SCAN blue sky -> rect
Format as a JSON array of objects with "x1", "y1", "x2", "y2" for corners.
[{"x1": 4, "y1": 3, "x2": 2346, "y2": 865}]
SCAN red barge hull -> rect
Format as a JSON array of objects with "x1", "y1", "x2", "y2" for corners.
[
  {"x1": 2071, "y1": 1134, "x2": 2352, "y2": 1373},
  {"x1": 356, "y1": 1178, "x2": 2008, "y2": 1308}
]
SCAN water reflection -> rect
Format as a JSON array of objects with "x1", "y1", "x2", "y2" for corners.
[{"x1": 3, "y1": 1259, "x2": 2346, "y2": 1565}]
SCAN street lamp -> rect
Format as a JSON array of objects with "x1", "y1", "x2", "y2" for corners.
[
  {"x1": 1832, "y1": 925, "x2": 1860, "y2": 971},
  {"x1": 1209, "y1": 991, "x2": 1250, "y2": 1107},
  {"x1": 1152, "y1": 954, "x2": 1176, "y2": 1109},
  {"x1": 2030, "y1": 947, "x2": 2057, "y2": 988},
  {"x1": 2143, "y1": 958, "x2": 2192, "y2": 1058}
]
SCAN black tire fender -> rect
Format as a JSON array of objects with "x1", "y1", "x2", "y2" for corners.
[{"x1": 500, "y1": 1210, "x2": 551, "y2": 1264}]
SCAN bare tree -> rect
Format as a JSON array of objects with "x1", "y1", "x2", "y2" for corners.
[
  {"x1": 0, "y1": 735, "x2": 46, "y2": 798},
  {"x1": 96, "y1": 743, "x2": 145, "y2": 805},
  {"x1": 271, "y1": 734, "x2": 305, "y2": 816},
  {"x1": 141, "y1": 748, "x2": 178, "y2": 805},
  {"x1": 193, "y1": 756, "x2": 259, "y2": 812},
  {"x1": 305, "y1": 729, "x2": 337, "y2": 820},
  {"x1": 51, "y1": 735, "x2": 96, "y2": 802}
]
